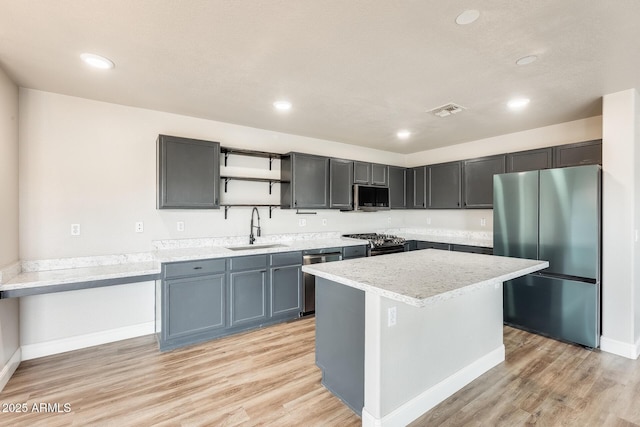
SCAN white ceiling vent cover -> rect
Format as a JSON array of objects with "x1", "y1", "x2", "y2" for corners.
[{"x1": 429, "y1": 103, "x2": 466, "y2": 118}]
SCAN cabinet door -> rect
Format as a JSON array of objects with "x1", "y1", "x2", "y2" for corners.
[
  {"x1": 229, "y1": 269, "x2": 267, "y2": 326},
  {"x1": 292, "y1": 154, "x2": 330, "y2": 208},
  {"x1": 553, "y1": 139, "x2": 602, "y2": 168},
  {"x1": 157, "y1": 135, "x2": 220, "y2": 209},
  {"x1": 463, "y1": 155, "x2": 506, "y2": 208},
  {"x1": 412, "y1": 166, "x2": 427, "y2": 208},
  {"x1": 163, "y1": 273, "x2": 225, "y2": 340},
  {"x1": 428, "y1": 162, "x2": 461, "y2": 208},
  {"x1": 371, "y1": 164, "x2": 388, "y2": 186},
  {"x1": 330, "y1": 159, "x2": 354, "y2": 209},
  {"x1": 507, "y1": 148, "x2": 552, "y2": 172},
  {"x1": 271, "y1": 265, "x2": 301, "y2": 317},
  {"x1": 353, "y1": 161, "x2": 371, "y2": 184},
  {"x1": 388, "y1": 166, "x2": 406, "y2": 208}
]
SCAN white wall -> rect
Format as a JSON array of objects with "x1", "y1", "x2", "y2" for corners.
[
  {"x1": 0, "y1": 66, "x2": 20, "y2": 390},
  {"x1": 600, "y1": 89, "x2": 640, "y2": 357},
  {"x1": 16, "y1": 89, "x2": 606, "y2": 358}
]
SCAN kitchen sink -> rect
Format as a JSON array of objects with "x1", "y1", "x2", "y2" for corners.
[{"x1": 226, "y1": 243, "x2": 288, "y2": 251}]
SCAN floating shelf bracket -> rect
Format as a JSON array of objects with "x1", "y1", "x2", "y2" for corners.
[{"x1": 224, "y1": 205, "x2": 231, "y2": 219}]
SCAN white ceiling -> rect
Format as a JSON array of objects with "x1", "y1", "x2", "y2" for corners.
[{"x1": 1, "y1": 1, "x2": 639, "y2": 154}]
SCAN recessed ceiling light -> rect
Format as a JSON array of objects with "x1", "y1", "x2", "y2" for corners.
[
  {"x1": 508, "y1": 98, "x2": 530, "y2": 110},
  {"x1": 516, "y1": 55, "x2": 538, "y2": 66},
  {"x1": 397, "y1": 130, "x2": 411, "y2": 139},
  {"x1": 455, "y1": 10, "x2": 480, "y2": 25},
  {"x1": 273, "y1": 100, "x2": 292, "y2": 111},
  {"x1": 80, "y1": 53, "x2": 115, "y2": 69}
]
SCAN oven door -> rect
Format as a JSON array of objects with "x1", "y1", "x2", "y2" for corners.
[{"x1": 370, "y1": 244, "x2": 406, "y2": 256}]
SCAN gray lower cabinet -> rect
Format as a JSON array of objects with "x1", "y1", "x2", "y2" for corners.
[
  {"x1": 343, "y1": 245, "x2": 368, "y2": 259},
  {"x1": 451, "y1": 244, "x2": 493, "y2": 255},
  {"x1": 463, "y1": 155, "x2": 506, "y2": 209},
  {"x1": 507, "y1": 148, "x2": 553, "y2": 173},
  {"x1": 416, "y1": 241, "x2": 451, "y2": 250},
  {"x1": 157, "y1": 134, "x2": 220, "y2": 209},
  {"x1": 428, "y1": 161, "x2": 461, "y2": 208},
  {"x1": 281, "y1": 152, "x2": 330, "y2": 209},
  {"x1": 270, "y1": 252, "x2": 302, "y2": 317},
  {"x1": 388, "y1": 166, "x2": 406, "y2": 208},
  {"x1": 329, "y1": 158, "x2": 354, "y2": 209},
  {"x1": 158, "y1": 251, "x2": 303, "y2": 351}
]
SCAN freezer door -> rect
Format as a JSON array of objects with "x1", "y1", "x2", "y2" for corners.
[
  {"x1": 503, "y1": 275, "x2": 599, "y2": 348},
  {"x1": 539, "y1": 166, "x2": 600, "y2": 280},
  {"x1": 493, "y1": 170, "x2": 539, "y2": 259}
]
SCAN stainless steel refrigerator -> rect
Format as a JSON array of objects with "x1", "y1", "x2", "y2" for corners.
[{"x1": 493, "y1": 165, "x2": 601, "y2": 348}]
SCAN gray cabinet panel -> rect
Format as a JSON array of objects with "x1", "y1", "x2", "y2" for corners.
[
  {"x1": 330, "y1": 159, "x2": 354, "y2": 209},
  {"x1": 412, "y1": 166, "x2": 427, "y2": 208},
  {"x1": 428, "y1": 162, "x2": 461, "y2": 208},
  {"x1": 451, "y1": 244, "x2": 493, "y2": 255},
  {"x1": 507, "y1": 148, "x2": 552, "y2": 172},
  {"x1": 165, "y1": 258, "x2": 226, "y2": 279},
  {"x1": 388, "y1": 166, "x2": 406, "y2": 208},
  {"x1": 342, "y1": 245, "x2": 367, "y2": 259},
  {"x1": 229, "y1": 254, "x2": 267, "y2": 271},
  {"x1": 157, "y1": 135, "x2": 220, "y2": 209},
  {"x1": 270, "y1": 251, "x2": 302, "y2": 267},
  {"x1": 281, "y1": 153, "x2": 330, "y2": 209},
  {"x1": 463, "y1": 155, "x2": 506, "y2": 208},
  {"x1": 371, "y1": 164, "x2": 388, "y2": 186},
  {"x1": 164, "y1": 273, "x2": 225, "y2": 340},
  {"x1": 416, "y1": 241, "x2": 450, "y2": 251},
  {"x1": 315, "y1": 277, "x2": 365, "y2": 415},
  {"x1": 353, "y1": 162, "x2": 371, "y2": 184},
  {"x1": 271, "y1": 265, "x2": 301, "y2": 316},
  {"x1": 229, "y1": 269, "x2": 267, "y2": 326},
  {"x1": 553, "y1": 139, "x2": 602, "y2": 168}
]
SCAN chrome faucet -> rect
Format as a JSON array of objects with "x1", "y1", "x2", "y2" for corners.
[{"x1": 249, "y1": 207, "x2": 261, "y2": 245}]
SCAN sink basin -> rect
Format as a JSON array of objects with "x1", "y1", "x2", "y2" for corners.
[{"x1": 226, "y1": 243, "x2": 288, "y2": 251}]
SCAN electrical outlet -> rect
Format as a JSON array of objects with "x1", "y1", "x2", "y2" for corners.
[
  {"x1": 177, "y1": 221, "x2": 185, "y2": 232},
  {"x1": 387, "y1": 307, "x2": 397, "y2": 327},
  {"x1": 387, "y1": 216, "x2": 391, "y2": 224},
  {"x1": 480, "y1": 218, "x2": 487, "y2": 227},
  {"x1": 322, "y1": 218, "x2": 327, "y2": 226},
  {"x1": 298, "y1": 218, "x2": 306, "y2": 227},
  {"x1": 71, "y1": 223, "x2": 81, "y2": 236},
  {"x1": 135, "y1": 222, "x2": 144, "y2": 233},
  {"x1": 426, "y1": 217, "x2": 431, "y2": 225}
]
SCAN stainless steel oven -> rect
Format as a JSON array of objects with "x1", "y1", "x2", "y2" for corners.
[{"x1": 302, "y1": 249, "x2": 342, "y2": 316}]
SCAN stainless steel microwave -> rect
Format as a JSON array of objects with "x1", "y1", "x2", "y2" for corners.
[{"x1": 353, "y1": 184, "x2": 390, "y2": 211}]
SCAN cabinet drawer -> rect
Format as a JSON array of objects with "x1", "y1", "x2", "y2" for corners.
[
  {"x1": 164, "y1": 258, "x2": 226, "y2": 279},
  {"x1": 416, "y1": 241, "x2": 450, "y2": 251},
  {"x1": 451, "y1": 244, "x2": 493, "y2": 255},
  {"x1": 343, "y1": 245, "x2": 367, "y2": 259},
  {"x1": 229, "y1": 254, "x2": 268, "y2": 271},
  {"x1": 270, "y1": 251, "x2": 302, "y2": 267}
]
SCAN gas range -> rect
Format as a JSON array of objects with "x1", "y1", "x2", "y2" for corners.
[{"x1": 342, "y1": 233, "x2": 407, "y2": 256}]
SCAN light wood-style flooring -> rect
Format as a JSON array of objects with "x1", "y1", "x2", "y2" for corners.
[{"x1": 1, "y1": 318, "x2": 640, "y2": 426}]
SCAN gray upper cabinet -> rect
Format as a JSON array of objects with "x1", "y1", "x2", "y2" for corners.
[
  {"x1": 404, "y1": 167, "x2": 427, "y2": 209},
  {"x1": 353, "y1": 162, "x2": 389, "y2": 186},
  {"x1": 507, "y1": 148, "x2": 553, "y2": 173},
  {"x1": 553, "y1": 139, "x2": 602, "y2": 168},
  {"x1": 281, "y1": 153, "x2": 330, "y2": 209},
  {"x1": 428, "y1": 162, "x2": 461, "y2": 208},
  {"x1": 463, "y1": 155, "x2": 506, "y2": 208},
  {"x1": 157, "y1": 134, "x2": 220, "y2": 209},
  {"x1": 329, "y1": 158, "x2": 354, "y2": 209},
  {"x1": 388, "y1": 166, "x2": 406, "y2": 208}
]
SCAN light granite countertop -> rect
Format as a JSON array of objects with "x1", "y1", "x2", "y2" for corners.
[{"x1": 302, "y1": 249, "x2": 547, "y2": 307}]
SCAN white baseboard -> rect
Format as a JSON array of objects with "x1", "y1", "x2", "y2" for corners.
[
  {"x1": 362, "y1": 345, "x2": 505, "y2": 427},
  {"x1": 21, "y1": 321, "x2": 155, "y2": 361},
  {"x1": 0, "y1": 348, "x2": 21, "y2": 392},
  {"x1": 600, "y1": 335, "x2": 640, "y2": 360}
]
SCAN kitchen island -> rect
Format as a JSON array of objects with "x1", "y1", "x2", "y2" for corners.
[{"x1": 302, "y1": 249, "x2": 547, "y2": 427}]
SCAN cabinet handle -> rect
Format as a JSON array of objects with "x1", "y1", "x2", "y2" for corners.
[{"x1": 193, "y1": 266, "x2": 203, "y2": 270}]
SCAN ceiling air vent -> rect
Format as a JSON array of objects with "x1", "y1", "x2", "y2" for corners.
[{"x1": 428, "y1": 102, "x2": 466, "y2": 118}]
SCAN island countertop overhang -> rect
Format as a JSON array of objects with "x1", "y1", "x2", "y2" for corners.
[{"x1": 302, "y1": 249, "x2": 548, "y2": 307}]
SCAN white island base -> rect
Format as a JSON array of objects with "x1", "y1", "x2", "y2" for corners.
[{"x1": 306, "y1": 250, "x2": 548, "y2": 427}]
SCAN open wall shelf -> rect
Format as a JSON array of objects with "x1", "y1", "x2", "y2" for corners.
[
  {"x1": 221, "y1": 204, "x2": 280, "y2": 219},
  {"x1": 221, "y1": 147, "x2": 283, "y2": 170}
]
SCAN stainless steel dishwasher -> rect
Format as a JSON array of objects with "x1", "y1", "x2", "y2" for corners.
[{"x1": 302, "y1": 248, "x2": 343, "y2": 316}]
